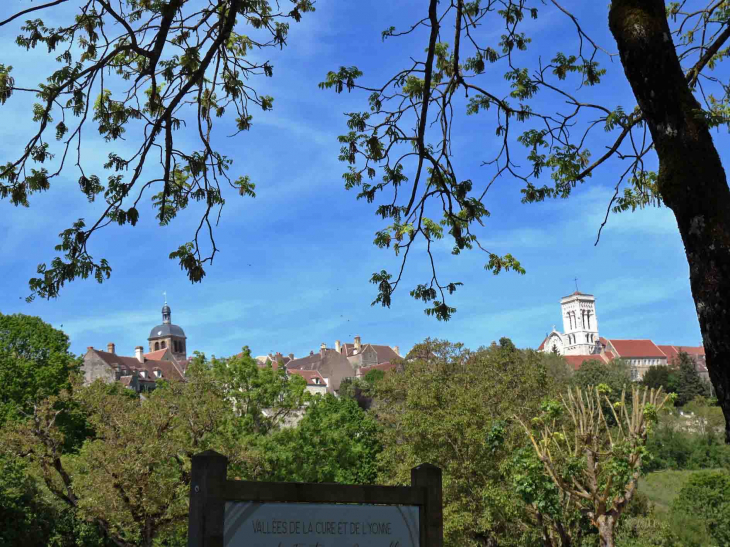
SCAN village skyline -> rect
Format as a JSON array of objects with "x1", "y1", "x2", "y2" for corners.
[{"x1": 0, "y1": 0, "x2": 707, "y2": 362}]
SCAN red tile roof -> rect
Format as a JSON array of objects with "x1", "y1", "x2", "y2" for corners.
[
  {"x1": 607, "y1": 339, "x2": 666, "y2": 358},
  {"x1": 340, "y1": 342, "x2": 400, "y2": 362},
  {"x1": 144, "y1": 349, "x2": 168, "y2": 361},
  {"x1": 91, "y1": 349, "x2": 185, "y2": 382},
  {"x1": 119, "y1": 375, "x2": 134, "y2": 387},
  {"x1": 288, "y1": 369, "x2": 326, "y2": 386},
  {"x1": 537, "y1": 336, "x2": 548, "y2": 351},
  {"x1": 677, "y1": 345, "x2": 705, "y2": 356},
  {"x1": 657, "y1": 345, "x2": 680, "y2": 363},
  {"x1": 563, "y1": 354, "x2": 607, "y2": 370}
]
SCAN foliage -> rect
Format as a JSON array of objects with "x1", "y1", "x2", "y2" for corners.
[
  {"x1": 642, "y1": 366, "x2": 679, "y2": 394},
  {"x1": 671, "y1": 470, "x2": 730, "y2": 546},
  {"x1": 614, "y1": 514, "x2": 678, "y2": 547},
  {"x1": 373, "y1": 338, "x2": 564, "y2": 547},
  {"x1": 318, "y1": 0, "x2": 730, "y2": 318},
  {"x1": 0, "y1": 313, "x2": 80, "y2": 425},
  {"x1": 0, "y1": 0, "x2": 314, "y2": 301},
  {"x1": 0, "y1": 348, "x2": 308, "y2": 547},
  {"x1": 644, "y1": 406, "x2": 730, "y2": 473},
  {"x1": 674, "y1": 353, "x2": 710, "y2": 406},
  {"x1": 259, "y1": 394, "x2": 381, "y2": 485},
  {"x1": 571, "y1": 359, "x2": 632, "y2": 396},
  {"x1": 204, "y1": 346, "x2": 309, "y2": 435},
  {"x1": 0, "y1": 453, "x2": 56, "y2": 546},
  {"x1": 520, "y1": 385, "x2": 671, "y2": 547}
]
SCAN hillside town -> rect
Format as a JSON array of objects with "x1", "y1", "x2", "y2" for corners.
[
  {"x1": 81, "y1": 290, "x2": 708, "y2": 397},
  {"x1": 3, "y1": 1, "x2": 730, "y2": 546}
]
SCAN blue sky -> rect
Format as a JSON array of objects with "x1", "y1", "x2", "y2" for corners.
[{"x1": 0, "y1": 0, "x2": 717, "y2": 359}]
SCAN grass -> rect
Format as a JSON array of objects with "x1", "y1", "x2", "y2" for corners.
[{"x1": 639, "y1": 469, "x2": 719, "y2": 512}]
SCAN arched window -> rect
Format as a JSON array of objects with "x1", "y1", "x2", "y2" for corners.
[
  {"x1": 161, "y1": 341, "x2": 166, "y2": 349},
  {"x1": 154, "y1": 341, "x2": 159, "y2": 351}
]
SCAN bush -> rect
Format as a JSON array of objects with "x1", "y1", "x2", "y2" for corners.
[
  {"x1": 671, "y1": 470, "x2": 730, "y2": 546},
  {"x1": 615, "y1": 516, "x2": 677, "y2": 547},
  {"x1": 645, "y1": 424, "x2": 730, "y2": 472}
]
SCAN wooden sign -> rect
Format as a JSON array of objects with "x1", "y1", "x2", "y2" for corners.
[{"x1": 187, "y1": 450, "x2": 443, "y2": 547}]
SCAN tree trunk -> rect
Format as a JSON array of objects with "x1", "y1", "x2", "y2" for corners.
[
  {"x1": 609, "y1": 1, "x2": 730, "y2": 441},
  {"x1": 596, "y1": 514, "x2": 616, "y2": 547}
]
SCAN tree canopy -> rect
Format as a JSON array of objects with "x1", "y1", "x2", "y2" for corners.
[
  {"x1": 0, "y1": 347, "x2": 309, "y2": 547},
  {"x1": 2, "y1": 0, "x2": 730, "y2": 441},
  {"x1": 0, "y1": 0, "x2": 313, "y2": 301},
  {"x1": 0, "y1": 313, "x2": 80, "y2": 425},
  {"x1": 372, "y1": 338, "x2": 565, "y2": 546}
]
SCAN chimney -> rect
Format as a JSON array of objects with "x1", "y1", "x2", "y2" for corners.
[
  {"x1": 335, "y1": 340, "x2": 341, "y2": 353},
  {"x1": 320, "y1": 342, "x2": 326, "y2": 357},
  {"x1": 288, "y1": 353, "x2": 294, "y2": 360},
  {"x1": 135, "y1": 346, "x2": 144, "y2": 363},
  {"x1": 354, "y1": 336, "x2": 361, "y2": 350},
  {"x1": 393, "y1": 346, "x2": 400, "y2": 357},
  {"x1": 107, "y1": 342, "x2": 115, "y2": 354},
  {"x1": 87, "y1": 346, "x2": 94, "y2": 351}
]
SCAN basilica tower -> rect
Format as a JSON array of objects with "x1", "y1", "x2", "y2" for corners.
[
  {"x1": 148, "y1": 300, "x2": 187, "y2": 362},
  {"x1": 560, "y1": 291, "x2": 600, "y2": 355}
]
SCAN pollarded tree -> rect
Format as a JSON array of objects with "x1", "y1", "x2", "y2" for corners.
[
  {"x1": 0, "y1": 0, "x2": 313, "y2": 300},
  {"x1": 519, "y1": 385, "x2": 671, "y2": 547},
  {"x1": 319, "y1": 1, "x2": 730, "y2": 440}
]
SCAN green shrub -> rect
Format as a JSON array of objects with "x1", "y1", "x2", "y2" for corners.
[{"x1": 672, "y1": 470, "x2": 730, "y2": 546}]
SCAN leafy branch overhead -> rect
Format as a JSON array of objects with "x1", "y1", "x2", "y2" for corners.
[
  {"x1": 319, "y1": 0, "x2": 730, "y2": 320},
  {"x1": 0, "y1": 0, "x2": 314, "y2": 301}
]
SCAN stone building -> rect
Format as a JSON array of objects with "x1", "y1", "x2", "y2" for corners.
[
  {"x1": 537, "y1": 290, "x2": 706, "y2": 380},
  {"x1": 83, "y1": 344, "x2": 186, "y2": 393},
  {"x1": 335, "y1": 336, "x2": 401, "y2": 371},
  {"x1": 82, "y1": 302, "x2": 188, "y2": 393},
  {"x1": 285, "y1": 345, "x2": 356, "y2": 394}
]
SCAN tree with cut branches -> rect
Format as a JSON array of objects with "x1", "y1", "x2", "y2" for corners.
[
  {"x1": 318, "y1": 0, "x2": 730, "y2": 442},
  {"x1": 518, "y1": 385, "x2": 671, "y2": 547},
  {"x1": 0, "y1": 0, "x2": 313, "y2": 300}
]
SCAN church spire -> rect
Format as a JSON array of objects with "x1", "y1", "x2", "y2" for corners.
[{"x1": 162, "y1": 292, "x2": 171, "y2": 325}]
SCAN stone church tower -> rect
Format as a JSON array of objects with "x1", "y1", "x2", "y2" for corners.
[
  {"x1": 560, "y1": 291, "x2": 600, "y2": 355},
  {"x1": 147, "y1": 301, "x2": 187, "y2": 362},
  {"x1": 540, "y1": 291, "x2": 602, "y2": 356}
]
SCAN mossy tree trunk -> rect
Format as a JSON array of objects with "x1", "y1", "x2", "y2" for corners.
[{"x1": 609, "y1": 0, "x2": 730, "y2": 441}]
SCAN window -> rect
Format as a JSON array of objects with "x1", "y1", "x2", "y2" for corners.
[
  {"x1": 161, "y1": 341, "x2": 166, "y2": 349},
  {"x1": 154, "y1": 370, "x2": 161, "y2": 378},
  {"x1": 631, "y1": 368, "x2": 639, "y2": 381},
  {"x1": 173, "y1": 341, "x2": 178, "y2": 352},
  {"x1": 154, "y1": 341, "x2": 159, "y2": 351}
]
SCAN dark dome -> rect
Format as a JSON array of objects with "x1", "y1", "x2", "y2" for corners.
[
  {"x1": 148, "y1": 323, "x2": 186, "y2": 340},
  {"x1": 162, "y1": 304, "x2": 171, "y2": 314}
]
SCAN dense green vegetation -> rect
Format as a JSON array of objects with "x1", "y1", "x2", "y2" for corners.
[{"x1": 0, "y1": 314, "x2": 727, "y2": 546}]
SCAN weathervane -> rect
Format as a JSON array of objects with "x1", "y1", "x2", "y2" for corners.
[{"x1": 574, "y1": 277, "x2": 579, "y2": 292}]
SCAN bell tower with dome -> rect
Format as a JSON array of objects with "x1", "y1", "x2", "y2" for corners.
[{"x1": 148, "y1": 297, "x2": 187, "y2": 362}]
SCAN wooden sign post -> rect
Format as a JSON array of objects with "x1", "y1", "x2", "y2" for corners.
[{"x1": 188, "y1": 450, "x2": 443, "y2": 547}]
